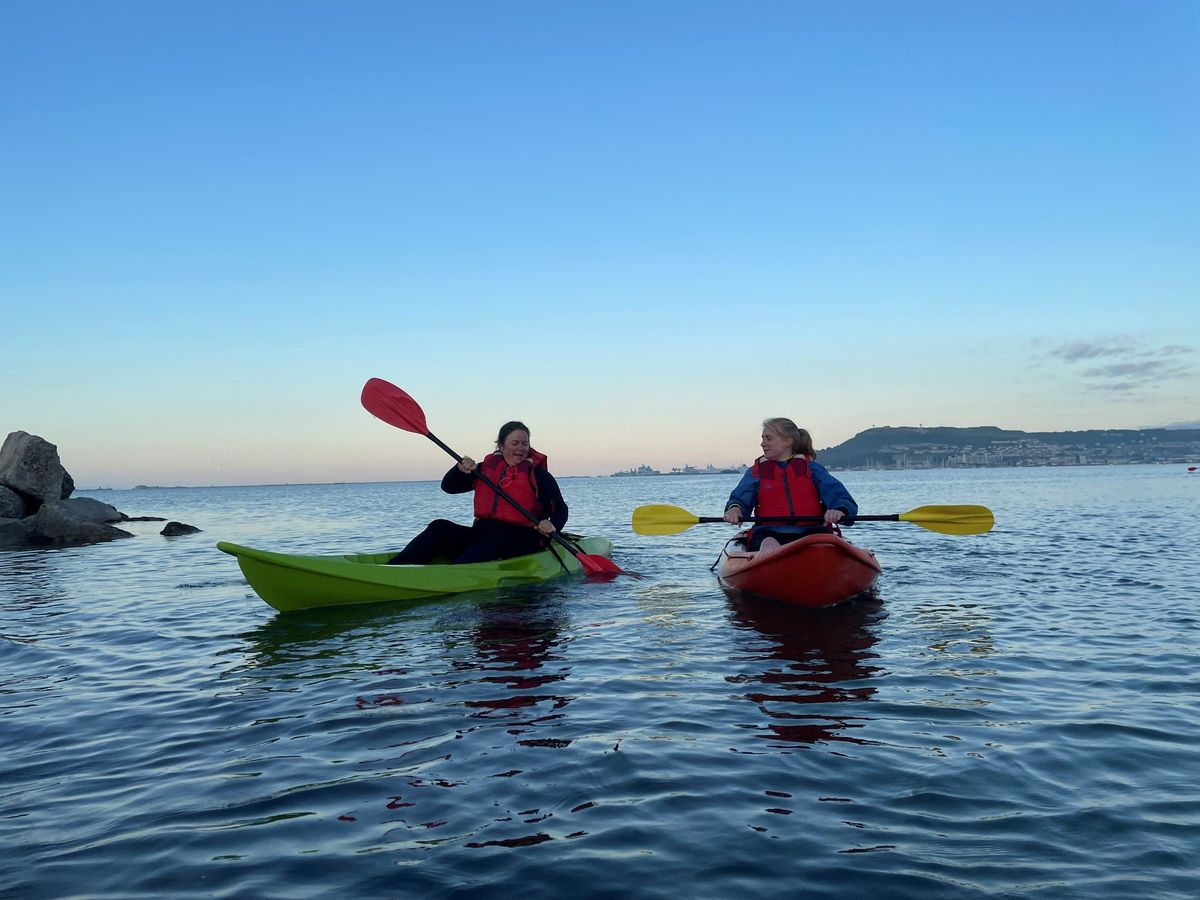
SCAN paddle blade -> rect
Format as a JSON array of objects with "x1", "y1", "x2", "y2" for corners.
[
  {"x1": 631, "y1": 504, "x2": 701, "y2": 536},
  {"x1": 576, "y1": 552, "x2": 624, "y2": 577},
  {"x1": 361, "y1": 378, "x2": 428, "y2": 434},
  {"x1": 898, "y1": 504, "x2": 995, "y2": 535}
]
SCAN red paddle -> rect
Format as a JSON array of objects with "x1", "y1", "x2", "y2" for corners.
[{"x1": 361, "y1": 377, "x2": 624, "y2": 577}]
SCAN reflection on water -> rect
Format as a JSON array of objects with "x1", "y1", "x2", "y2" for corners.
[
  {"x1": 0, "y1": 548, "x2": 84, "y2": 647},
  {"x1": 455, "y1": 594, "x2": 574, "y2": 741},
  {"x1": 6, "y1": 470, "x2": 1200, "y2": 897},
  {"x1": 910, "y1": 597, "x2": 995, "y2": 661},
  {"x1": 726, "y1": 589, "x2": 887, "y2": 746},
  {"x1": 231, "y1": 601, "x2": 408, "y2": 674}
]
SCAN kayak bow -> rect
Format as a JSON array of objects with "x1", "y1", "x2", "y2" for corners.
[{"x1": 717, "y1": 532, "x2": 880, "y2": 609}]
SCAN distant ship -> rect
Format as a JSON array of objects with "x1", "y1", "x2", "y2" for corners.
[
  {"x1": 610, "y1": 463, "x2": 743, "y2": 477},
  {"x1": 670, "y1": 464, "x2": 743, "y2": 475}
]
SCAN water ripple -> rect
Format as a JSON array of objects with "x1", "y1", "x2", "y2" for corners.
[{"x1": 2, "y1": 471, "x2": 1200, "y2": 897}]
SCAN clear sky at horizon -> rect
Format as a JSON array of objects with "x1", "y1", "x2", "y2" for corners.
[{"x1": 3, "y1": 1, "x2": 1197, "y2": 487}]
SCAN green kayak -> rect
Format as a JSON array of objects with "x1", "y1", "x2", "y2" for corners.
[{"x1": 216, "y1": 534, "x2": 614, "y2": 612}]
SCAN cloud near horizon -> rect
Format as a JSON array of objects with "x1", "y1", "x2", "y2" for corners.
[{"x1": 1043, "y1": 337, "x2": 1195, "y2": 392}]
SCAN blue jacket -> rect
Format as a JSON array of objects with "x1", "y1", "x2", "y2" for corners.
[{"x1": 725, "y1": 458, "x2": 858, "y2": 536}]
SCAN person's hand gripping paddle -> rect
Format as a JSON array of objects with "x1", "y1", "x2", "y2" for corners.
[{"x1": 361, "y1": 377, "x2": 624, "y2": 577}]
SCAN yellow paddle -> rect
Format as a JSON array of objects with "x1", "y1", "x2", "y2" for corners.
[{"x1": 631, "y1": 503, "x2": 995, "y2": 536}]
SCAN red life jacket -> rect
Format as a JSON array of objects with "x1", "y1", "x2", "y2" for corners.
[
  {"x1": 473, "y1": 450, "x2": 548, "y2": 526},
  {"x1": 750, "y1": 456, "x2": 823, "y2": 520}
]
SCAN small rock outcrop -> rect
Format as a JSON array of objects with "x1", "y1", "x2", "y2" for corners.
[
  {"x1": 25, "y1": 502, "x2": 134, "y2": 545},
  {"x1": 161, "y1": 522, "x2": 202, "y2": 536},
  {"x1": 56, "y1": 497, "x2": 124, "y2": 524},
  {"x1": 0, "y1": 431, "x2": 193, "y2": 549}
]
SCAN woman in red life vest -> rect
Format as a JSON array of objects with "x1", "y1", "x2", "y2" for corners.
[
  {"x1": 722, "y1": 417, "x2": 858, "y2": 552},
  {"x1": 388, "y1": 421, "x2": 569, "y2": 565}
]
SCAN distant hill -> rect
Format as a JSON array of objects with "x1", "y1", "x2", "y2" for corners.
[{"x1": 818, "y1": 426, "x2": 1200, "y2": 469}]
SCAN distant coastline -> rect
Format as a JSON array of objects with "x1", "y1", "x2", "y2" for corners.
[
  {"x1": 81, "y1": 426, "x2": 1200, "y2": 489},
  {"x1": 609, "y1": 426, "x2": 1200, "y2": 475},
  {"x1": 611, "y1": 463, "x2": 744, "y2": 477},
  {"x1": 818, "y1": 425, "x2": 1200, "y2": 470}
]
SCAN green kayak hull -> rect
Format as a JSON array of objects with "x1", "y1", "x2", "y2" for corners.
[{"x1": 216, "y1": 534, "x2": 614, "y2": 612}]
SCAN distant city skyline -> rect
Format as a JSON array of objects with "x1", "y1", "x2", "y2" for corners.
[
  {"x1": 5, "y1": 2, "x2": 1197, "y2": 488},
  {"x1": 53, "y1": 421, "x2": 1200, "y2": 489}
]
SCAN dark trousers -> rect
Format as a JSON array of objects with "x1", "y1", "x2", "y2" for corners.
[{"x1": 387, "y1": 518, "x2": 546, "y2": 565}]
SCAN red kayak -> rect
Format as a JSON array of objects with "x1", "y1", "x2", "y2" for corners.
[{"x1": 717, "y1": 532, "x2": 881, "y2": 609}]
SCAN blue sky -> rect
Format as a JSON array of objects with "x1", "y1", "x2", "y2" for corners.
[{"x1": 3, "y1": 1, "x2": 1197, "y2": 487}]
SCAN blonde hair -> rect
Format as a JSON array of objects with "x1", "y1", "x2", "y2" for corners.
[{"x1": 762, "y1": 417, "x2": 816, "y2": 460}]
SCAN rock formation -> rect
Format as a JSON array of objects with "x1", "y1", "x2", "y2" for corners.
[
  {"x1": 161, "y1": 522, "x2": 202, "y2": 536},
  {"x1": 0, "y1": 431, "x2": 199, "y2": 548}
]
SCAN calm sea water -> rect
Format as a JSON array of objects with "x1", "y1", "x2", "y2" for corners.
[{"x1": 3, "y1": 466, "x2": 1199, "y2": 898}]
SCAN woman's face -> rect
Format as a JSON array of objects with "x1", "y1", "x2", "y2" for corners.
[
  {"x1": 500, "y1": 430, "x2": 531, "y2": 466},
  {"x1": 760, "y1": 428, "x2": 794, "y2": 461}
]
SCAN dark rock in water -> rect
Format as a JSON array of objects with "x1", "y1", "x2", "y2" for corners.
[
  {"x1": 0, "y1": 431, "x2": 70, "y2": 508},
  {"x1": 25, "y1": 502, "x2": 133, "y2": 546},
  {"x1": 0, "y1": 485, "x2": 25, "y2": 519},
  {"x1": 61, "y1": 470, "x2": 75, "y2": 499},
  {"x1": 124, "y1": 516, "x2": 167, "y2": 522},
  {"x1": 57, "y1": 497, "x2": 124, "y2": 523},
  {"x1": 161, "y1": 521, "x2": 201, "y2": 536}
]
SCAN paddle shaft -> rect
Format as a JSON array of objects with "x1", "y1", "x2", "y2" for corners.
[
  {"x1": 706, "y1": 514, "x2": 893, "y2": 524},
  {"x1": 424, "y1": 430, "x2": 593, "y2": 560}
]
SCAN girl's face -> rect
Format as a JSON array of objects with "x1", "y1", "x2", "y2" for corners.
[
  {"x1": 500, "y1": 430, "x2": 530, "y2": 466},
  {"x1": 760, "y1": 428, "x2": 794, "y2": 461}
]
